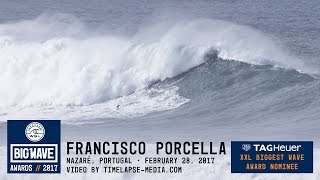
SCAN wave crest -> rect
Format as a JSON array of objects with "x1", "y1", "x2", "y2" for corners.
[{"x1": 0, "y1": 15, "x2": 311, "y2": 107}]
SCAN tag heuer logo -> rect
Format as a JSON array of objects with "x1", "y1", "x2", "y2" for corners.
[{"x1": 242, "y1": 144, "x2": 251, "y2": 151}]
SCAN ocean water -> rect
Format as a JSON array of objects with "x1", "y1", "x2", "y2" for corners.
[{"x1": 0, "y1": 1, "x2": 319, "y2": 179}]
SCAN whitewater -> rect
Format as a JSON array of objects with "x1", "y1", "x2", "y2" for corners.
[{"x1": 0, "y1": 15, "x2": 318, "y2": 123}]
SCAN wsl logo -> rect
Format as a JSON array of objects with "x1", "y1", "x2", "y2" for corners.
[
  {"x1": 25, "y1": 122, "x2": 45, "y2": 142},
  {"x1": 7, "y1": 120, "x2": 61, "y2": 173}
]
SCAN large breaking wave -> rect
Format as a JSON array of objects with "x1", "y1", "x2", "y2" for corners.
[
  {"x1": 0, "y1": 14, "x2": 319, "y2": 123},
  {"x1": 0, "y1": 14, "x2": 312, "y2": 108}
]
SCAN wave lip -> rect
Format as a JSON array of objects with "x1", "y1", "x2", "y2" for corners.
[{"x1": 0, "y1": 15, "x2": 315, "y2": 109}]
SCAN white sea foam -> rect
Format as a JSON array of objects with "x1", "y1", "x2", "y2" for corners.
[
  {"x1": 0, "y1": 14, "x2": 311, "y2": 115},
  {"x1": 0, "y1": 85, "x2": 189, "y2": 123}
]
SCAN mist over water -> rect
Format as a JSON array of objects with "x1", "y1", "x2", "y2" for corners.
[{"x1": 0, "y1": 15, "x2": 314, "y2": 109}]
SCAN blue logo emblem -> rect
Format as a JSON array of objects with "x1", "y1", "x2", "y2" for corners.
[
  {"x1": 242, "y1": 144, "x2": 251, "y2": 151},
  {"x1": 7, "y1": 120, "x2": 61, "y2": 173}
]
